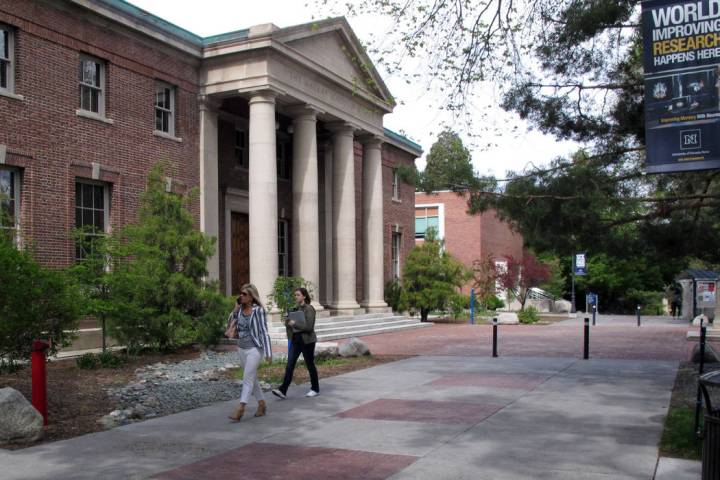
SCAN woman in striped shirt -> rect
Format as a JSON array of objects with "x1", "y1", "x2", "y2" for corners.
[{"x1": 228, "y1": 283, "x2": 273, "y2": 422}]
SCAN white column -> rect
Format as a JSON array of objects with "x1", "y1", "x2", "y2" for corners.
[
  {"x1": 328, "y1": 122, "x2": 360, "y2": 311},
  {"x1": 361, "y1": 136, "x2": 387, "y2": 309},
  {"x1": 290, "y1": 106, "x2": 323, "y2": 310},
  {"x1": 248, "y1": 91, "x2": 278, "y2": 305},
  {"x1": 322, "y1": 141, "x2": 334, "y2": 307},
  {"x1": 199, "y1": 95, "x2": 220, "y2": 281}
]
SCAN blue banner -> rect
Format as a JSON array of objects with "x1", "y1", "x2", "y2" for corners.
[
  {"x1": 574, "y1": 252, "x2": 587, "y2": 276},
  {"x1": 642, "y1": 0, "x2": 720, "y2": 173}
]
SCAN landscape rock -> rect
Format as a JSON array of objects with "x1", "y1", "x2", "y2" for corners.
[
  {"x1": 315, "y1": 342, "x2": 339, "y2": 360},
  {"x1": 0, "y1": 387, "x2": 44, "y2": 444},
  {"x1": 496, "y1": 312, "x2": 520, "y2": 325},
  {"x1": 339, "y1": 337, "x2": 370, "y2": 357},
  {"x1": 692, "y1": 314, "x2": 709, "y2": 326},
  {"x1": 553, "y1": 300, "x2": 572, "y2": 313}
]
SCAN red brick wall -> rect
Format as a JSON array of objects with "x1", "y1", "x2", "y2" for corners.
[
  {"x1": 382, "y1": 144, "x2": 416, "y2": 289},
  {"x1": 0, "y1": 0, "x2": 200, "y2": 268},
  {"x1": 414, "y1": 191, "x2": 523, "y2": 293}
]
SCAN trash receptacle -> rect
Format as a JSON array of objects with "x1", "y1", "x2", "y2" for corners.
[{"x1": 700, "y1": 370, "x2": 720, "y2": 480}]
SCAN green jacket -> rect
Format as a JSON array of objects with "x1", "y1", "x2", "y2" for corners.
[{"x1": 285, "y1": 303, "x2": 317, "y2": 344}]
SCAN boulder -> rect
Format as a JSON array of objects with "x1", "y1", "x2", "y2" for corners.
[
  {"x1": 553, "y1": 300, "x2": 572, "y2": 313},
  {"x1": 339, "y1": 337, "x2": 370, "y2": 357},
  {"x1": 496, "y1": 312, "x2": 519, "y2": 325},
  {"x1": 0, "y1": 388, "x2": 44, "y2": 443},
  {"x1": 692, "y1": 314, "x2": 709, "y2": 327},
  {"x1": 315, "y1": 342, "x2": 339, "y2": 360}
]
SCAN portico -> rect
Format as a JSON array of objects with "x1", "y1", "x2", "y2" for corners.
[{"x1": 199, "y1": 19, "x2": 396, "y2": 314}]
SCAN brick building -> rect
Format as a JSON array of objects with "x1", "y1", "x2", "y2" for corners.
[
  {"x1": 0, "y1": 0, "x2": 422, "y2": 314},
  {"x1": 414, "y1": 191, "x2": 523, "y2": 296}
]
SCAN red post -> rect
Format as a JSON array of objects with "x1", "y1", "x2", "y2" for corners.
[{"x1": 31, "y1": 340, "x2": 50, "y2": 426}]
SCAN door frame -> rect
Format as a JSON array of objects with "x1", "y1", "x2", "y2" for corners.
[{"x1": 224, "y1": 187, "x2": 249, "y2": 296}]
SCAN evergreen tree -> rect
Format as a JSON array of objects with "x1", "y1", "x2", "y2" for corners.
[{"x1": 422, "y1": 129, "x2": 475, "y2": 192}]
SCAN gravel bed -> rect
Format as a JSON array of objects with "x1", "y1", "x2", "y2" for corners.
[{"x1": 100, "y1": 350, "x2": 288, "y2": 428}]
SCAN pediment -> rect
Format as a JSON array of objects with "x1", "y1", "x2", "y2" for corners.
[{"x1": 276, "y1": 19, "x2": 393, "y2": 108}]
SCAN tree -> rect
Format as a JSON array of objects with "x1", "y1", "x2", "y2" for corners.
[
  {"x1": 498, "y1": 250, "x2": 551, "y2": 310},
  {"x1": 103, "y1": 164, "x2": 232, "y2": 352},
  {"x1": 471, "y1": 255, "x2": 502, "y2": 309},
  {"x1": 421, "y1": 129, "x2": 475, "y2": 192},
  {"x1": 0, "y1": 238, "x2": 83, "y2": 370},
  {"x1": 400, "y1": 228, "x2": 470, "y2": 321}
]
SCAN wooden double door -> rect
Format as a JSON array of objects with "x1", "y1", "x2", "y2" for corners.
[{"x1": 230, "y1": 212, "x2": 249, "y2": 295}]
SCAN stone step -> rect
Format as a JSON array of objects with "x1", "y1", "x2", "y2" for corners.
[
  {"x1": 267, "y1": 315, "x2": 408, "y2": 333},
  {"x1": 315, "y1": 318, "x2": 422, "y2": 335},
  {"x1": 315, "y1": 321, "x2": 432, "y2": 342},
  {"x1": 269, "y1": 317, "x2": 431, "y2": 344}
]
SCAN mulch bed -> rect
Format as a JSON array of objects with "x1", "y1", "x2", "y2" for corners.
[{"x1": 0, "y1": 349, "x2": 408, "y2": 450}]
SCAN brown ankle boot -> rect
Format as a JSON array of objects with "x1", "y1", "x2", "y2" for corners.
[
  {"x1": 228, "y1": 402, "x2": 245, "y2": 422},
  {"x1": 254, "y1": 400, "x2": 267, "y2": 417}
]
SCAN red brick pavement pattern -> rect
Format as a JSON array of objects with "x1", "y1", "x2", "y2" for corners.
[
  {"x1": 428, "y1": 373, "x2": 548, "y2": 390},
  {"x1": 152, "y1": 442, "x2": 417, "y2": 480},
  {"x1": 358, "y1": 324, "x2": 698, "y2": 360},
  {"x1": 337, "y1": 399, "x2": 504, "y2": 425}
]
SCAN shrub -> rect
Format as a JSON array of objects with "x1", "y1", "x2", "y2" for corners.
[
  {"x1": 76, "y1": 351, "x2": 125, "y2": 369},
  {"x1": 448, "y1": 293, "x2": 470, "y2": 319},
  {"x1": 0, "y1": 238, "x2": 83, "y2": 371},
  {"x1": 97, "y1": 350, "x2": 125, "y2": 369},
  {"x1": 76, "y1": 353, "x2": 100, "y2": 370},
  {"x1": 518, "y1": 306, "x2": 540, "y2": 324},
  {"x1": 384, "y1": 280, "x2": 406, "y2": 312},
  {"x1": 483, "y1": 294, "x2": 505, "y2": 311},
  {"x1": 267, "y1": 276, "x2": 315, "y2": 314},
  {"x1": 625, "y1": 289, "x2": 665, "y2": 315}
]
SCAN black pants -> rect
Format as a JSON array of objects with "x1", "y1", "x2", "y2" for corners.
[{"x1": 280, "y1": 334, "x2": 319, "y2": 393}]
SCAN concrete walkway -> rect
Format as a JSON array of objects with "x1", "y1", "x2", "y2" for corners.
[{"x1": 1, "y1": 353, "x2": 685, "y2": 479}]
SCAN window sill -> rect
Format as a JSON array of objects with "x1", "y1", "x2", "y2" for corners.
[
  {"x1": 76, "y1": 109, "x2": 114, "y2": 124},
  {"x1": 0, "y1": 90, "x2": 24, "y2": 101},
  {"x1": 154, "y1": 130, "x2": 182, "y2": 143}
]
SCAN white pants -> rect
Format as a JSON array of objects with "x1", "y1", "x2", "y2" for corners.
[{"x1": 237, "y1": 347, "x2": 265, "y2": 404}]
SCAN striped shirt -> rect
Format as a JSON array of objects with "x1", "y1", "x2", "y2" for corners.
[{"x1": 228, "y1": 305, "x2": 272, "y2": 359}]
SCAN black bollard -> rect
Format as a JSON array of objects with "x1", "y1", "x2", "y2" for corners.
[
  {"x1": 694, "y1": 326, "x2": 707, "y2": 438},
  {"x1": 592, "y1": 305, "x2": 596, "y2": 326},
  {"x1": 492, "y1": 317, "x2": 498, "y2": 358},
  {"x1": 583, "y1": 317, "x2": 590, "y2": 360},
  {"x1": 636, "y1": 305, "x2": 641, "y2": 327}
]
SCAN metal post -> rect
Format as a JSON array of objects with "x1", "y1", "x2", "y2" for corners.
[
  {"x1": 694, "y1": 325, "x2": 707, "y2": 437},
  {"x1": 637, "y1": 305, "x2": 641, "y2": 327},
  {"x1": 492, "y1": 317, "x2": 498, "y2": 358},
  {"x1": 31, "y1": 340, "x2": 50, "y2": 425},
  {"x1": 583, "y1": 317, "x2": 590, "y2": 360},
  {"x1": 571, "y1": 254, "x2": 576, "y2": 313},
  {"x1": 470, "y1": 288, "x2": 475, "y2": 325},
  {"x1": 592, "y1": 304, "x2": 596, "y2": 326}
]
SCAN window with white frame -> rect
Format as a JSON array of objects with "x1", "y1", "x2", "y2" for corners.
[
  {"x1": 415, "y1": 206, "x2": 440, "y2": 239},
  {"x1": 75, "y1": 181, "x2": 109, "y2": 260},
  {"x1": 155, "y1": 82, "x2": 175, "y2": 135},
  {"x1": 392, "y1": 169, "x2": 399, "y2": 200},
  {"x1": 79, "y1": 55, "x2": 105, "y2": 115},
  {"x1": 234, "y1": 128, "x2": 248, "y2": 168},
  {"x1": 391, "y1": 231, "x2": 401, "y2": 280},
  {"x1": 278, "y1": 219, "x2": 289, "y2": 276},
  {"x1": 0, "y1": 24, "x2": 14, "y2": 93},
  {"x1": 0, "y1": 167, "x2": 19, "y2": 242}
]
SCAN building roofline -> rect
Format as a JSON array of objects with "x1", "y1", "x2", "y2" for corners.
[{"x1": 383, "y1": 128, "x2": 423, "y2": 157}]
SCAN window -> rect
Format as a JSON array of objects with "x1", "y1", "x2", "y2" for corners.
[
  {"x1": 75, "y1": 181, "x2": 108, "y2": 260},
  {"x1": 415, "y1": 206, "x2": 439, "y2": 239},
  {"x1": 0, "y1": 167, "x2": 19, "y2": 242},
  {"x1": 155, "y1": 82, "x2": 175, "y2": 135},
  {"x1": 278, "y1": 219, "x2": 289, "y2": 276},
  {"x1": 0, "y1": 25, "x2": 14, "y2": 93},
  {"x1": 392, "y1": 169, "x2": 399, "y2": 200},
  {"x1": 79, "y1": 55, "x2": 105, "y2": 115},
  {"x1": 391, "y1": 231, "x2": 401, "y2": 280},
  {"x1": 234, "y1": 128, "x2": 248, "y2": 168}
]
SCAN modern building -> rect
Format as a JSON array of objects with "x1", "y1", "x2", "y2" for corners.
[
  {"x1": 0, "y1": 0, "x2": 422, "y2": 314},
  {"x1": 414, "y1": 191, "x2": 523, "y2": 297}
]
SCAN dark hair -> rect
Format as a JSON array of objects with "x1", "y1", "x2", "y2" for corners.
[{"x1": 295, "y1": 287, "x2": 311, "y2": 304}]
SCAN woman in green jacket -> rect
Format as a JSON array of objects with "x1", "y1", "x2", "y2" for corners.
[{"x1": 272, "y1": 287, "x2": 319, "y2": 398}]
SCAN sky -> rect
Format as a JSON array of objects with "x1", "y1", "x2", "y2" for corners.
[{"x1": 127, "y1": 0, "x2": 580, "y2": 178}]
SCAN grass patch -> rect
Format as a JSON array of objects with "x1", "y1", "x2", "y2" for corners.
[{"x1": 659, "y1": 407, "x2": 703, "y2": 460}]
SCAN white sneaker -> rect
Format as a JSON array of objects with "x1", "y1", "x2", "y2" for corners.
[{"x1": 305, "y1": 390, "x2": 319, "y2": 397}]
